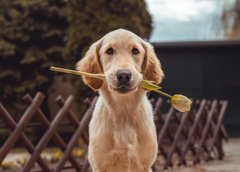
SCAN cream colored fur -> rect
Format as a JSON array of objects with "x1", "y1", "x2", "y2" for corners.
[{"x1": 76, "y1": 29, "x2": 164, "y2": 172}]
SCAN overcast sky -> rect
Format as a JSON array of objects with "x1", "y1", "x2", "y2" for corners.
[{"x1": 145, "y1": 0, "x2": 228, "y2": 42}]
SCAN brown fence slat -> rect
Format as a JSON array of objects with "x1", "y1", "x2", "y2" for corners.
[
  {"x1": 0, "y1": 122, "x2": 74, "y2": 129},
  {"x1": 194, "y1": 100, "x2": 218, "y2": 164},
  {"x1": 0, "y1": 92, "x2": 45, "y2": 164},
  {"x1": 56, "y1": 95, "x2": 90, "y2": 145},
  {"x1": 164, "y1": 110, "x2": 190, "y2": 168},
  {"x1": 21, "y1": 95, "x2": 74, "y2": 172},
  {"x1": 157, "y1": 106, "x2": 175, "y2": 166},
  {"x1": 80, "y1": 159, "x2": 91, "y2": 172},
  {"x1": 23, "y1": 94, "x2": 81, "y2": 171},
  {"x1": 53, "y1": 96, "x2": 98, "y2": 172},
  {"x1": 179, "y1": 99, "x2": 207, "y2": 165},
  {"x1": 208, "y1": 101, "x2": 228, "y2": 160},
  {"x1": 153, "y1": 98, "x2": 164, "y2": 119},
  {"x1": 0, "y1": 103, "x2": 51, "y2": 172}
]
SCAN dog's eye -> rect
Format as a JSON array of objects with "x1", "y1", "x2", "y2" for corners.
[
  {"x1": 132, "y1": 48, "x2": 139, "y2": 55},
  {"x1": 106, "y1": 48, "x2": 114, "y2": 55}
]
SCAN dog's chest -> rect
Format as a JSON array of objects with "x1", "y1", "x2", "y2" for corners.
[
  {"x1": 111, "y1": 109, "x2": 153, "y2": 151},
  {"x1": 89, "y1": 97, "x2": 157, "y2": 171}
]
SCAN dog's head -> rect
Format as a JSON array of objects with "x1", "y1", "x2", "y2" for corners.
[{"x1": 76, "y1": 29, "x2": 164, "y2": 95}]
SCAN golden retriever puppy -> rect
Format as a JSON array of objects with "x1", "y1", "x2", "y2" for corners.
[{"x1": 76, "y1": 29, "x2": 164, "y2": 172}]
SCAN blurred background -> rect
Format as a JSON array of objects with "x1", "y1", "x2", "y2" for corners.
[{"x1": 0, "y1": 0, "x2": 239, "y2": 145}]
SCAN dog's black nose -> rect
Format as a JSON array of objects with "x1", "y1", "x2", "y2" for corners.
[{"x1": 116, "y1": 69, "x2": 132, "y2": 82}]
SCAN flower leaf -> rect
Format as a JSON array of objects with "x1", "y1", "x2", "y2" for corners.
[{"x1": 138, "y1": 79, "x2": 161, "y2": 90}]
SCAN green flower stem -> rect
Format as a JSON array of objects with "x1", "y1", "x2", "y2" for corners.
[
  {"x1": 51, "y1": 66, "x2": 80, "y2": 75},
  {"x1": 50, "y1": 66, "x2": 106, "y2": 81},
  {"x1": 50, "y1": 66, "x2": 173, "y2": 99},
  {"x1": 152, "y1": 89, "x2": 172, "y2": 99}
]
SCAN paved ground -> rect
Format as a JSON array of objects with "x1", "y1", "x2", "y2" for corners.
[
  {"x1": 164, "y1": 138, "x2": 240, "y2": 172},
  {"x1": 1, "y1": 138, "x2": 240, "y2": 172},
  {"x1": 198, "y1": 137, "x2": 240, "y2": 172}
]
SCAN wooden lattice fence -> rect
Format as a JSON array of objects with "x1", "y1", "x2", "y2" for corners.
[{"x1": 0, "y1": 92, "x2": 228, "y2": 171}]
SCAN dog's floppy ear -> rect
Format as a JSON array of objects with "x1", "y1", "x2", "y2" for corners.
[
  {"x1": 141, "y1": 41, "x2": 164, "y2": 85},
  {"x1": 76, "y1": 40, "x2": 103, "y2": 91}
]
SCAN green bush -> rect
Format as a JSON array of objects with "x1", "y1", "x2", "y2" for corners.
[{"x1": 0, "y1": 0, "x2": 69, "y2": 118}]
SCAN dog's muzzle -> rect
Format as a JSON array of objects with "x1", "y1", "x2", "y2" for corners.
[
  {"x1": 113, "y1": 69, "x2": 135, "y2": 94},
  {"x1": 116, "y1": 69, "x2": 132, "y2": 85}
]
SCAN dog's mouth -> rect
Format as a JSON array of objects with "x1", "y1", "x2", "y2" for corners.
[
  {"x1": 106, "y1": 72, "x2": 141, "y2": 95},
  {"x1": 112, "y1": 86, "x2": 137, "y2": 94}
]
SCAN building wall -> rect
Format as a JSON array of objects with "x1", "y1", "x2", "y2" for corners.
[{"x1": 153, "y1": 42, "x2": 240, "y2": 137}]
